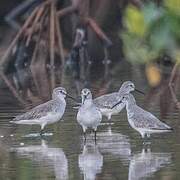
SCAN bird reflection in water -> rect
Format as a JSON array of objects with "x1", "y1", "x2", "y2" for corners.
[
  {"x1": 11, "y1": 140, "x2": 68, "y2": 180},
  {"x1": 79, "y1": 126, "x2": 131, "y2": 165},
  {"x1": 97, "y1": 126, "x2": 131, "y2": 164},
  {"x1": 79, "y1": 143, "x2": 103, "y2": 180},
  {"x1": 128, "y1": 148, "x2": 171, "y2": 180}
]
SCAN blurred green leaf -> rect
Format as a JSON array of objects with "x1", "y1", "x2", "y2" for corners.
[
  {"x1": 121, "y1": 1, "x2": 180, "y2": 64},
  {"x1": 149, "y1": 22, "x2": 173, "y2": 51},
  {"x1": 121, "y1": 33, "x2": 157, "y2": 64},
  {"x1": 165, "y1": 12, "x2": 180, "y2": 39},
  {"x1": 164, "y1": 0, "x2": 180, "y2": 16},
  {"x1": 143, "y1": 2, "x2": 162, "y2": 26}
]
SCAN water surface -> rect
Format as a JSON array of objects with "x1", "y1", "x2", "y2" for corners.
[{"x1": 0, "y1": 61, "x2": 179, "y2": 180}]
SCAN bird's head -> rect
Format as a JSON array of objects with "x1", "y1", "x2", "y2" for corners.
[
  {"x1": 119, "y1": 81, "x2": 144, "y2": 95},
  {"x1": 53, "y1": 87, "x2": 77, "y2": 102},
  {"x1": 81, "y1": 88, "x2": 92, "y2": 104}
]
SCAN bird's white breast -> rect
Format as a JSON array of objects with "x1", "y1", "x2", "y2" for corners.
[
  {"x1": 77, "y1": 106, "x2": 102, "y2": 128},
  {"x1": 100, "y1": 102, "x2": 125, "y2": 116}
]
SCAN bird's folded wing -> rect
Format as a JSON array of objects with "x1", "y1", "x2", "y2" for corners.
[
  {"x1": 133, "y1": 110, "x2": 170, "y2": 130},
  {"x1": 94, "y1": 93, "x2": 120, "y2": 109},
  {"x1": 13, "y1": 100, "x2": 55, "y2": 121}
]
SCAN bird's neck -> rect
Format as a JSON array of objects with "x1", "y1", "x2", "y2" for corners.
[
  {"x1": 83, "y1": 99, "x2": 93, "y2": 108},
  {"x1": 53, "y1": 95, "x2": 65, "y2": 104},
  {"x1": 126, "y1": 101, "x2": 136, "y2": 113},
  {"x1": 118, "y1": 88, "x2": 129, "y2": 94},
  {"x1": 126, "y1": 104, "x2": 135, "y2": 120}
]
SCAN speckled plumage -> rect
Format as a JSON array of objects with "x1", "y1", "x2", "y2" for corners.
[
  {"x1": 11, "y1": 87, "x2": 67, "y2": 133},
  {"x1": 93, "y1": 81, "x2": 136, "y2": 120},
  {"x1": 14, "y1": 100, "x2": 64, "y2": 121},
  {"x1": 77, "y1": 89, "x2": 102, "y2": 141},
  {"x1": 122, "y1": 94, "x2": 172, "y2": 138},
  {"x1": 94, "y1": 92, "x2": 121, "y2": 109}
]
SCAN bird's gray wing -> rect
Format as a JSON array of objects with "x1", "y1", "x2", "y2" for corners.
[
  {"x1": 13, "y1": 100, "x2": 56, "y2": 121},
  {"x1": 133, "y1": 106, "x2": 171, "y2": 130},
  {"x1": 94, "y1": 92, "x2": 120, "y2": 109}
]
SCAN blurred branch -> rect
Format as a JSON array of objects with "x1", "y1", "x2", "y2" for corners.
[
  {"x1": 5, "y1": 0, "x2": 41, "y2": 30},
  {"x1": 55, "y1": 10, "x2": 65, "y2": 85},
  {"x1": 49, "y1": 1, "x2": 56, "y2": 89},
  {"x1": 169, "y1": 62, "x2": 180, "y2": 110},
  {"x1": 57, "y1": 6, "x2": 77, "y2": 17},
  {"x1": 0, "y1": 6, "x2": 39, "y2": 71},
  {"x1": 85, "y1": 18, "x2": 112, "y2": 47},
  {"x1": 57, "y1": 0, "x2": 112, "y2": 47},
  {"x1": 0, "y1": 72, "x2": 26, "y2": 106},
  {"x1": 130, "y1": 0, "x2": 142, "y2": 8}
]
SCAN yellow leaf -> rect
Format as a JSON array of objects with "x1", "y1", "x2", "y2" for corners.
[
  {"x1": 124, "y1": 5, "x2": 147, "y2": 36},
  {"x1": 146, "y1": 63, "x2": 161, "y2": 87}
]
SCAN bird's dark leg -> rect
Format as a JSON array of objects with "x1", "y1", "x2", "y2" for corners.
[
  {"x1": 142, "y1": 133, "x2": 151, "y2": 145},
  {"x1": 83, "y1": 131, "x2": 86, "y2": 144},
  {"x1": 40, "y1": 124, "x2": 45, "y2": 137},
  {"x1": 40, "y1": 129, "x2": 44, "y2": 136},
  {"x1": 94, "y1": 130, "x2": 97, "y2": 144}
]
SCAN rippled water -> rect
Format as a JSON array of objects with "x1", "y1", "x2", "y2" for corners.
[{"x1": 0, "y1": 61, "x2": 179, "y2": 180}]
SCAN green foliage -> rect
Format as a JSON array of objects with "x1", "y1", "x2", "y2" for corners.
[
  {"x1": 121, "y1": 0, "x2": 180, "y2": 64},
  {"x1": 121, "y1": 33, "x2": 157, "y2": 64},
  {"x1": 165, "y1": 0, "x2": 180, "y2": 16},
  {"x1": 124, "y1": 5, "x2": 147, "y2": 36}
]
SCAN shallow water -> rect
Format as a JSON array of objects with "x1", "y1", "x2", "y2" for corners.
[{"x1": 0, "y1": 61, "x2": 179, "y2": 180}]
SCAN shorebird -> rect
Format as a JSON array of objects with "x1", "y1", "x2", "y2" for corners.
[
  {"x1": 93, "y1": 81, "x2": 144, "y2": 121},
  {"x1": 77, "y1": 88, "x2": 102, "y2": 142},
  {"x1": 112, "y1": 94, "x2": 173, "y2": 138},
  {"x1": 11, "y1": 87, "x2": 76, "y2": 135}
]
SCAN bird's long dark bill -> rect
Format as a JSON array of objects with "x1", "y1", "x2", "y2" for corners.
[
  {"x1": 66, "y1": 94, "x2": 78, "y2": 103},
  {"x1": 82, "y1": 95, "x2": 87, "y2": 105},
  {"x1": 135, "y1": 89, "x2": 145, "y2": 95},
  {"x1": 111, "y1": 101, "x2": 122, "y2": 109}
]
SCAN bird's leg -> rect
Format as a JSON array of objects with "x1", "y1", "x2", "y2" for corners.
[
  {"x1": 142, "y1": 132, "x2": 147, "y2": 145},
  {"x1": 142, "y1": 133, "x2": 151, "y2": 145},
  {"x1": 82, "y1": 126, "x2": 87, "y2": 144},
  {"x1": 40, "y1": 129, "x2": 44, "y2": 136},
  {"x1": 93, "y1": 128, "x2": 97, "y2": 144},
  {"x1": 40, "y1": 124, "x2": 45, "y2": 136},
  {"x1": 108, "y1": 114, "x2": 112, "y2": 125},
  {"x1": 107, "y1": 125, "x2": 112, "y2": 136},
  {"x1": 95, "y1": 131, "x2": 97, "y2": 144},
  {"x1": 83, "y1": 132, "x2": 86, "y2": 144},
  {"x1": 141, "y1": 132, "x2": 145, "y2": 139}
]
